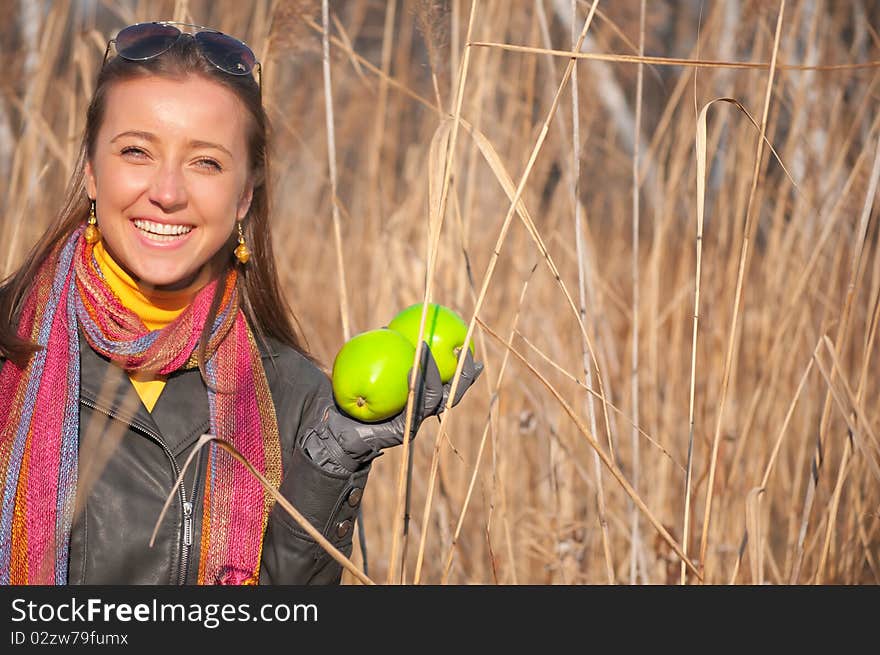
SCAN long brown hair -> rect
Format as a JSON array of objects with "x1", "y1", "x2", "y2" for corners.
[{"x1": 0, "y1": 33, "x2": 310, "y2": 368}]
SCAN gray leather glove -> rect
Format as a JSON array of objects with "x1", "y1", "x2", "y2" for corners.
[{"x1": 302, "y1": 344, "x2": 483, "y2": 474}]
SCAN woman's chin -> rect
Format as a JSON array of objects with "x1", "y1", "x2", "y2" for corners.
[{"x1": 133, "y1": 266, "x2": 209, "y2": 292}]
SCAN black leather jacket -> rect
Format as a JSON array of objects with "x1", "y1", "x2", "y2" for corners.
[{"x1": 67, "y1": 331, "x2": 370, "y2": 584}]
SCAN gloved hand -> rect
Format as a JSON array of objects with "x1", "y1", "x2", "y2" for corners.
[{"x1": 303, "y1": 344, "x2": 483, "y2": 474}]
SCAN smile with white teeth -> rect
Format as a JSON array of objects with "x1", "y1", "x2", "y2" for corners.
[{"x1": 132, "y1": 219, "x2": 194, "y2": 242}]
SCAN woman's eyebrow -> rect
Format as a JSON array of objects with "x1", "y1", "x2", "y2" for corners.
[
  {"x1": 188, "y1": 139, "x2": 233, "y2": 158},
  {"x1": 110, "y1": 130, "x2": 232, "y2": 157},
  {"x1": 110, "y1": 129, "x2": 156, "y2": 143}
]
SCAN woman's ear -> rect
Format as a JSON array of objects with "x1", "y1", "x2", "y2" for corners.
[
  {"x1": 236, "y1": 181, "x2": 254, "y2": 221},
  {"x1": 85, "y1": 160, "x2": 97, "y2": 199}
]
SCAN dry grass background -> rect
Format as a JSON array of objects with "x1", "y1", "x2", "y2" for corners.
[{"x1": 1, "y1": 0, "x2": 879, "y2": 585}]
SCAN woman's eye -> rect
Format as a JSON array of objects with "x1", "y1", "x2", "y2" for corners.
[
  {"x1": 195, "y1": 158, "x2": 223, "y2": 172},
  {"x1": 120, "y1": 146, "x2": 148, "y2": 158}
]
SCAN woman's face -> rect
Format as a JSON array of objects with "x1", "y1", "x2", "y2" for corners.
[{"x1": 85, "y1": 74, "x2": 254, "y2": 291}]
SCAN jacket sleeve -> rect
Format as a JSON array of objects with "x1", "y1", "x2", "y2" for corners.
[{"x1": 259, "y1": 352, "x2": 372, "y2": 585}]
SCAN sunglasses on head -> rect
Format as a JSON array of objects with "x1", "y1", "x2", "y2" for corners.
[{"x1": 103, "y1": 21, "x2": 261, "y2": 86}]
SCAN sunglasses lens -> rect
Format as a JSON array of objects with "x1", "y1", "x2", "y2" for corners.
[
  {"x1": 195, "y1": 31, "x2": 257, "y2": 75},
  {"x1": 116, "y1": 22, "x2": 181, "y2": 60}
]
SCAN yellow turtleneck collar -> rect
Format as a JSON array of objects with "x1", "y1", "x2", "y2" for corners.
[
  {"x1": 93, "y1": 240, "x2": 201, "y2": 331},
  {"x1": 93, "y1": 241, "x2": 203, "y2": 411}
]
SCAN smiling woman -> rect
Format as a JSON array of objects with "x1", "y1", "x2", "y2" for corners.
[{"x1": 0, "y1": 20, "x2": 480, "y2": 586}]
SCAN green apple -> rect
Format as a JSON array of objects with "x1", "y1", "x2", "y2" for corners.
[
  {"x1": 388, "y1": 303, "x2": 474, "y2": 383},
  {"x1": 331, "y1": 328, "x2": 416, "y2": 422}
]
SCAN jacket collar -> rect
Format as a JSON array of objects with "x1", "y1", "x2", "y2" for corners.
[
  {"x1": 78, "y1": 330, "x2": 166, "y2": 441},
  {"x1": 78, "y1": 330, "x2": 283, "y2": 457},
  {"x1": 78, "y1": 331, "x2": 209, "y2": 456}
]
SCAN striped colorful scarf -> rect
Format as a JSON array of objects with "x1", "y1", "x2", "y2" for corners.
[{"x1": 0, "y1": 227, "x2": 282, "y2": 585}]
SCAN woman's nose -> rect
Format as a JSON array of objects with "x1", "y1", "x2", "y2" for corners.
[{"x1": 148, "y1": 164, "x2": 188, "y2": 212}]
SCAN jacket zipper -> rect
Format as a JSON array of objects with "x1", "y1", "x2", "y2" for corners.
[
  {"x1": 80, "y1": 397, "x2": 192, "y2": 585},
  {"x1": 179, "y1": 450, "x2": 203, "y2": 585}
]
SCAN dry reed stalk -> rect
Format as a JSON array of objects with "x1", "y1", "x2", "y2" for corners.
[
  {"x1": 576, "y1": 0, "x2": 654, "y2": 60},
  {"x1": 450, "y1": 0, "x2": 461, "y2": 97},
  {"x1": 321, "y1": 0, "x2": 351, "y2": 341},
  {"x1": 438, "y1": 261, "x2": 535, "y2": 584},
  {"x1": 366, "y1": 0, "x2": 400, "y2": 577},
  {"x1": 466, "y1": 41, "x2": 880, "y2": 72},
  {"x1": 478, "y1": 318, "x2": 700, "y2": 578},
  {"x1": 853, "y1": 486, "x2": 880, "y2": 583},
  {"x1": 551, "y1": 0, "x2": 655, "y2": 214},
  {"x1": 534, "y1": 0, "x2": 572, "y2": 171},
  {"x1": 816, "y1": 433, "x2": 855, "y2": 584},
  {"x1": 648, "y1": 94, "x2": 709, "y2": 553},
  {"x1": 456, "y1": 0, "x2": 519, "y2": 583},
  {"x1": 628, "y1": 0, "x2": 645, "y2": 585},
  {"x1": 456, "y1": 85, "x2": 620, "y2": 495},
  {"x1": 329, "y1": 12, "x2": 368, "y2": 83},
  {"x1": 513, "y1": 329, "x2": 678, "y2": 466},
  {"x1": 682, "y1": 95, "x2": 710, "y2": 585},
  {"x1": 816, "y1": 339, "x2": 880, "y2": 481},
  {"x1": 814, "y1": 75, "x2": 880, "y2": 206},
  {"x1": 298, "y1": 13, "x2": 436, "y2": 127},
  {"x1": 683, "y1": 88, "x2": 804, "y2": 583},
  {"x1": 443, "y1": 76, "x2": 648, "y2": 580},
  {"x1": 534, "y1": 0, "x2": 613, "y2": 584},
  {"x1": 457, "y1": 3, "x2": 494, "y2": 311},
  {"x1": 698, "y1": 1, "x2": 786, "y2": 582},
  {"x1": 366, "y1": 0, "x2": 397, "y2": 237},
  {"x1": 809, "y1": 348, "x2": 880, "y2": 531},
  {"x1": 413, "y1": 0, "x2": 603, "y2": 584},
  {"x1": 2, "y1": 2, "x2": 67, "y2": 277},
  {"x1": 390, "y1": 0, "x2": 480, "y2": 585},
  {"x1": 842, "y1": 274, "x2": 880, "y2": 583},
  {"x1": 810, "y1": 153, "x2": 880, "y2": 591},
  {"x1": 791, "y1": 129, "x2": 880, "y2": 583},
  {"x1": 728, "y1": 337, "x2": 820, "y2": 584},
  {"x1": 166, "y1": 1, "x2": 187, "y2": 25},
  {"x1": 726, "y1": 107, "x2": 880, "y2": 494},
  {"x1": 434, "y1": 182, "x2": 501, "y2": 583},
  {"x1": 399, "y1": 120, "x2": 453, "y2": 584},
  {"x1": 565, "y1": 0, "x2": 615, "y2": 585}
]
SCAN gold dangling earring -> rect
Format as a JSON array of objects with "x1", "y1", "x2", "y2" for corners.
[
  {"x1": 234, "y1": 221, "x2": 251, "y2": 264},
  {"x1": 85, "y1": 200, "x2": 101, "y2": 244}
]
